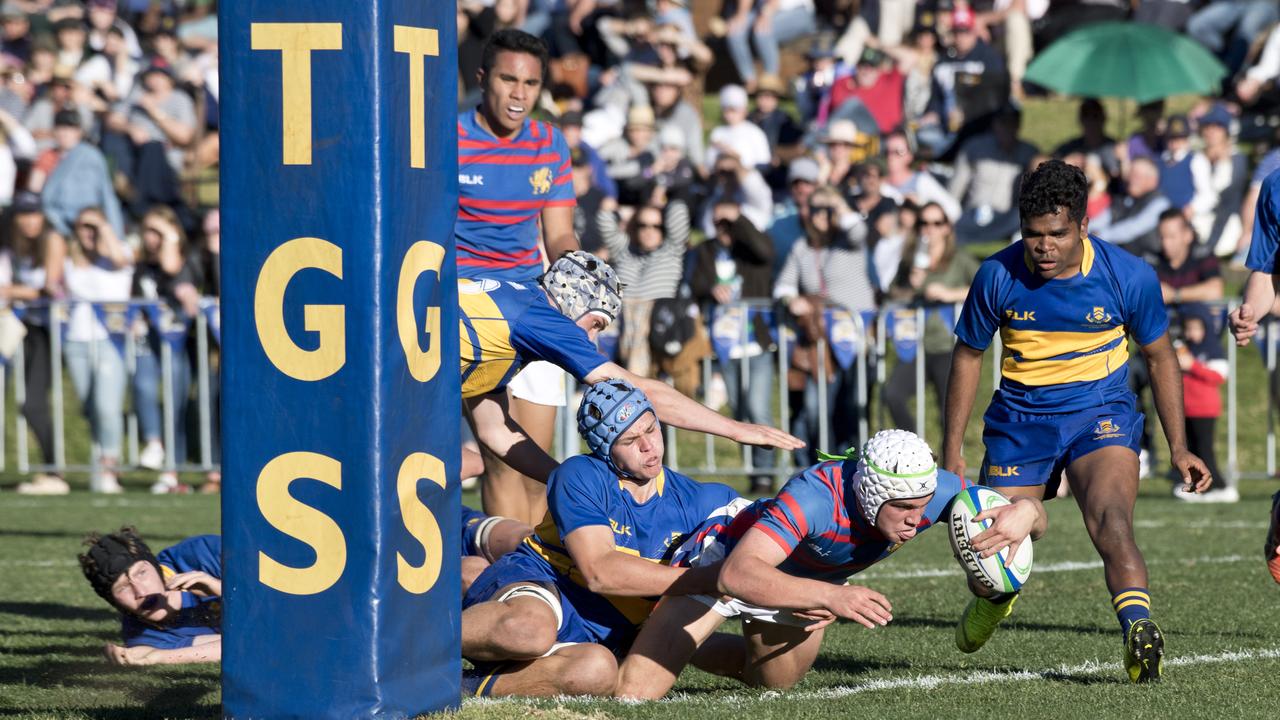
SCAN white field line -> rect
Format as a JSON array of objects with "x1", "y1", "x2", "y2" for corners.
[
  {"x1": 466, "y1": 646, "x2": 1280, "y2": 709},
  {"x1": 1134, "y1": 519, "x2": 1269, "y2": 529},
  {"x1": 857, "y1": 554, "x2": 1248, "y2": 581}
]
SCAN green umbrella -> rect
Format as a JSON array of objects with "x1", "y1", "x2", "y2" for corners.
[{"x1": 1024, "y1": 22, "x2": 1228, "y2": 104}]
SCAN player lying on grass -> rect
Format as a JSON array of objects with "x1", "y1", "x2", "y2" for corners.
[
  {"x1": 615, "y1": 429, "x2": 1047, "y2": 698},
  {"x1": 942, "y1": 159, "x2": 1211, "y2": 683},
  {"x1": 460, "y1": 380, "x2": 746, "y2": 698},
  {"x1": 79, "y1": 528, "x2": 223, "y2": 667},
  {"x1": 460, "y1": 250, "x2": 802, "y2": 487}
]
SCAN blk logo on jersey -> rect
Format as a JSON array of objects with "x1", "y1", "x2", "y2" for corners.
[
  {"x1": 1005, "y1": 309, "x2": 1036, "y2": 321},
  {"x1": 459, "y1": 174, "x2": 484, "y2": 185},
  {"x1": 609, "y1": 519, "x2": 632, "y2": 536},
  {"x1": 1085, "y1": 306, "x2": 1112, "y2": 324},
  {"x1": 529, "y1": 167, "x2": 552, "y2": 194}
]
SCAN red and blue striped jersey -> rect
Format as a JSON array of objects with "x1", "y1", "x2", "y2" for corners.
[
  {"x1": 455, "y1": 111, "x2": 576, "y2": 282},
  {"x1": 674, "y1": 461, "x2": 968, "y2": 583}
]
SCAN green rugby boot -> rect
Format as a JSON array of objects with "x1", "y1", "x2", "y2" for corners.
[
  {"x1": 955, "y1": 593, "x2": 1018, "y2": 653},
  {"x1": 1124, "y1": 618, "x2": 1164, "y2": 683}
]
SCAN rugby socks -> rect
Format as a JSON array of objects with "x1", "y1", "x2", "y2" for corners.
[
  {"x1": 461, "y1": 663, "x2": 507, "y2": 697},
  {"x1": 1112, "y1": 587, "x2": 1151, "y2": 636}
]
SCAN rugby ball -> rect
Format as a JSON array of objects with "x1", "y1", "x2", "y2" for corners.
[{"x1": 948, "y1": 487, "x2": 1033, "y2": 593}]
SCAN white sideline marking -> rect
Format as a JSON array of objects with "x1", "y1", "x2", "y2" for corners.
[
  {"x1": 858, "y1": 554, "x2": 1247, "y2": 581},
  {"x1": 466, "y1": 646, "x2": 1280, "y2": 708},
  {"x1": 1134, "y1": 519, "x2": 1269, "y2": 529}
]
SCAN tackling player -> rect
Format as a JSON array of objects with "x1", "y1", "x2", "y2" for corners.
[
  {"x1": 457, "y1": 28, "x2": 578, "y2": 524},
  {"x1": 615, "y1": 430, "x2": 1046, "y2": 698},
  {"x1": 1225, "y1": 167, "x2": 1280, "y2": 584},
  {"x1": 460, "y1": 250, "x2": 801, "y2": 488},
  {"x1": 459, "y1": 380, "x2": 743, "y2": 698},
  {"x1": 942, "y1": 159, "x2": 1211, "y2": 683}
]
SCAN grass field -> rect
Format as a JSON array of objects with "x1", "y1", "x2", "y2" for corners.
[{"x1": 1, "y1": 481, "x2": 1277, "y2": 719}]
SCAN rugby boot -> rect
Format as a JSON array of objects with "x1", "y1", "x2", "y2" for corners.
[
  {"x1": 955, "y1": 593, "x2": 1018, "y2": 653},
  {"x1": 1124, "y1": 618, "x2": 1164, "y2": 683}
]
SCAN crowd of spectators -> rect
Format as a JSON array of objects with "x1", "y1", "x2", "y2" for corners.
[
  {"x1": 3, "y1": 1, "x2": 1277, "y2": 499},
  {"x1": 0, "y1": 0, "x2": 218, "y2": 495},
  {"x1": 457, "y1": 0, "x2": 1280, "y2": 498}
]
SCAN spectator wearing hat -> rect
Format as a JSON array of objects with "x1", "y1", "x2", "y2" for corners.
[
  {"x1": 882, "y1": 129, "x2": 960, "y2": 221},
  {"x1": 1054, "y1": 98, "x2": 1119, "y2": 179},
  {"x1": 824, "y1": 46, "x2": 905, "y2": 134},
  {"x1": 724, "y1": 0, "x2": 818, "y2": 91},
  {"x1": 1188, "y1": 105, "x2": 1247, "y2": 257},
  {"x1": 816, "y1": 119, "x2": 863, "y2": 190},
  {"x1": 706, "y1": 84, "x2": 771, "y2": 172},
  {"x1": 557, "y1": 110, "x2": 617, "y2": 200},
  {"x1": 768, "y1": 156, "x2": 820, "y2": 278},
  {"x1": 23, "y1": 66, "x2": 92, "y2": 153},
  {"x1": 2, "y1": 190, "x2": 68, "y2": 494},
  {"x1": 1159, "y1": 114, "x2": 1196, "y2": 210},
  {"x1": 689, "y1": 196, "x2": 777, "y2": 493},
  {"x1": 921, "y1": 6, "x2": 1007, "y2": 154},
  {"x1": 650, "y1": 75, "x2": 704, "y2": 172},
  {"x1": 0, "y1": 2, "x2": 32, "y2": 63},
  {"x1": 1090, "y1": 157, "x2": 1172, "y2": 260},
  {"x1": 600, "y1": 105, "x2": 660, "y2": 207},
  {"x1": 795, "y1": 36, "x2": 839, "y2": 122},
  {"x1": 101, "y1": 58, "x2": 196, "y2": 220},
  {"x1": 749, "y1": 73, "x2": 803, "y2": 154},
  {"x1": 650, "y1": 124, "x2": 699, "y2": 209},
  {"x1": 42, "y1": 108, "x2": 124, "y2": 238},
  {"x1": 950, "y1": 105, "x2": 1036, "y2": 243}
]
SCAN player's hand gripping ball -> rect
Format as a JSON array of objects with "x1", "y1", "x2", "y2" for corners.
[{"x1": 948, "y1": 487, "x2": 1033, "y2": 592}]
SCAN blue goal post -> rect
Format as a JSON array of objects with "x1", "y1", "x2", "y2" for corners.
[{"x1": 219, "y1": 1, "x2": 461, "y2": 716}]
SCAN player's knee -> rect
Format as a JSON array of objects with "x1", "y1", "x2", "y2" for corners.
[
  {"x1": 493, "y1": 607, "x2": 557, "y2": 658},
  {"x1": 461, "y1": 557, "x2": 489, "y2": 596},
  {"x1": 558, "y1": 645, "x2": 618, "y2": 696}
]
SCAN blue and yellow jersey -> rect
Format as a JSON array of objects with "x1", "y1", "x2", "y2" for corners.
[
  {"x1": 515, "y1": 454, "x2": 740, "y2": 649},
  {"x1": 121, "y1": 535, "x2": 222, "y2": 650},
  {"x1": 1247, "y1": 168, "x2": 1280, "y2": 273},
  {"x1": 673, "y1": 462, "x2": 967, "y2": 583},
  {"x1": 955, "y1": 236, "x2": 1168, "y2": 414},
  {"x1": 458, "y1": 278, "x2": 608, "y2": 399},
  {"x1": 456, "y1": 112, "x2": 575, "y2": 282}
]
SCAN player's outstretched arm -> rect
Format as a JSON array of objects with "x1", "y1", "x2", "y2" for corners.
[
  {"x1": 1141, "y1": 334, "x2": 1212, "y2": 492},
  {"x1": 719, "y1": 528, "x2": 891, "y2": 629},
  {"x1": 942, "y1": 342, "x2": 985, "y2": 478},
  {"x1": 584, "y1": 363, "x2": 804, "y2": 451},
  {"x1": 105, "y1": 636, "x2": 222, "y2": 666},
  {"x1": 1230, "y1": 271, "x2": 1279, "y2": 346},
  {"x1": 465, "y1": 393, "x2": 559, "y2": 484},
  {"x1": 564, "y1": 525, "x2": 720, "y2": 597}
]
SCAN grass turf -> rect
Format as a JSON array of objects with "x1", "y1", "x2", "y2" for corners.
[{"x1": 1, "y1": 483, "x2": 1278, "y2": 718}]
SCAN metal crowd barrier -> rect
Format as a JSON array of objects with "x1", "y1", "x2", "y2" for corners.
[
  {"x1": 0, "y1": 299, "x2": 220, "y2": 476},
  {"x1": 555, "y1": 299, "x2": 1259, "y2": 488}
]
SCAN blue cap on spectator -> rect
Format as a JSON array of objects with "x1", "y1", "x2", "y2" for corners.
[
  {"x1": 1166, "y1": 114, "x2": 1191, "y2": 138},
  {"x1": 1199, "y1": 104, "x2": 1233, "y2": 130},
  {"x1": 11, "y1": 190, "x2": 40, "y2": 213}
]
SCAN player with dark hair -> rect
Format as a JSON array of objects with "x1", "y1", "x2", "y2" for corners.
[
  {"x1": 1226, "y1": 167, "x2": 1280, "y2": 584},
  {"x1": 614, "y1": 430, "x2": 1046, "y2": 699},
  {"x1": 460, "y1": 250, "x2": 801, "y2": 489},
  {"x1": 79, "y1": 528, "x2": 223, "y2": 666},
  {"x1": 459, "y1": 380, "x2": 744, "y2": 698},
  {"x1": 458, "y1": 27, "x2": 580, "y2": 524},
  {"x1": 942, "y1": 159, "x2": 1211, "y2": 683}
]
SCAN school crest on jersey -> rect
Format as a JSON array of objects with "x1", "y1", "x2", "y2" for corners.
[
  {"x1": 1085, "y1": 306, "x2": 1112, "y2": 324},
  {"x1": 530, "y1": 167, "x2": 553, "y2": 195}
]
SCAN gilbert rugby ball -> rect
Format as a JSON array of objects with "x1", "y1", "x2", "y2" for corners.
[{"x1": 948, "y1": 486, "x2": 1033, "y2": 592}]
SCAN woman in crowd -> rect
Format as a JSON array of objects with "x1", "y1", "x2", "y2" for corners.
[
  {"x1": 596, "y1": 197, "x2": 690, "y2": 378},
  {"x1": 63, "y1": 206, "x2": 133, "y2": 493},
  {"x1": 131, "y1": 205, "x2": 202, "y2": 494},
  {"x1": 2, "y1": 191, "x2": 66, "y2": 494},
  {"x1": 881, "y1": 202, "x2": 977, "y2": 430}
]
